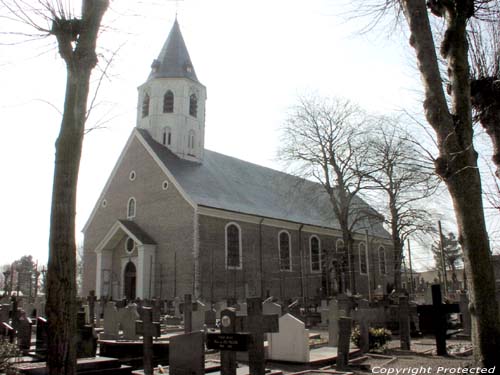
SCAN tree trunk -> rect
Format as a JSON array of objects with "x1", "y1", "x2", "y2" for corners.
[
  {"x1": 402, "y1": 0, "x2": 500, "y2": 367},
  {"x1": 46, "y1": 2, "x2": 108, "y2": 374},
  {"x1": 389, "y1": 197, "x2": 403, "y2": 291}
]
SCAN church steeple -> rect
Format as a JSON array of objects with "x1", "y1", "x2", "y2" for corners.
[
  {"x1": 137, "y1": 19, "x2": 206, "y2": 163},
  {"x1": 149, "y1": 18, "x2": 199, "y2": 83}
]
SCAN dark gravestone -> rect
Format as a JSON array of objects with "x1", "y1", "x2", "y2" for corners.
[
  {"x1": 399, "y1": 296, "x2": 411, "y2": 350},
  {"x1": 87, "y1": 290, "x2": 97, "y2": 327},
  {"x1": 431, "y1": 284, "x2": 460, "y2": 356},
  {"x1": 0, "y1": 304, "x2": 10, "y2": 323},
  {"x1": 76, "y1": 311, "x2": 97, "y2": 358},
  {"x1": 336, "y1": 317, "x2": 352, "y2": 370},
  {"x1": 245, "y1": 297, "x2": 279, "y2": 375},
  {"x1": 152, "y1": 299, "x2": 161, "y2": 323},
  {"x1": 35, "y1": 317, "x2": 48, "y2": 359},
  {"x1": 169, "y1": 331, "x2": 205, "y2": 375},
  {"x1": 136, "y1": 307, "x2": 161, "y2": 375}
]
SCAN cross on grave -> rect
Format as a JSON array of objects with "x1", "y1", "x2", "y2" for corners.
[
  {"x1": 136, "y1": 307, "x2": 161, "y2": 375},
  {"x1": 180, "y1": 294, "x2": 198, "y2": 334},
  {"x1": 87, "y1": 290, "x2": 97, "y2": 327},
  {"x1": 431, "y1": 284, "x2": 460, "y2": 356},
  {"x1": 236, "y1": 297, "x2": 279, "y2": 375},
  {"x1": 399, "y1": 295, "x2": 411, "y2": 350}
]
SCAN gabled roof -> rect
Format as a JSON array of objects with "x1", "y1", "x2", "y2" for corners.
[
  {"x1": 95, "y1": 220, "x2": 156, "y2": 253},
  {"x1": 149, "y1": 19, "x2": 199, "y2": 82},
  {"x1": 136, "y1": 129, "x2": 390, "y2": 239}
]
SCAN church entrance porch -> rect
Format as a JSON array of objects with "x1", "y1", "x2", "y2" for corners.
[{"x1": 124, "y1": 261, "x2": 137, "y2": 300}]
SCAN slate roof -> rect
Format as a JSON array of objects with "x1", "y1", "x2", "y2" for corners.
[
  {"x1": 137, "y1": 129, "x2": 390, "y2": 239},
  {"x1": 118, "y1": 220, "x2": 156, "y2": 245},
  {"x1": 149, "y1": 19, "x2": 199, "y2": 82}
]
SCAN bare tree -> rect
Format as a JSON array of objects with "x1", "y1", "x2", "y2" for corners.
[
  {"x1": 469, "y1": 1, "x2": 500, "y2": 177},
  {"x1": 363, "y1": 118, "x2": 437, "y2": 291},
  {"x1": 279, "y1": 94, "x2": 373, "y2": 294},
  {"x1": 0, "y1": 1, "x2": 109, "y2": 374},
  {"x1": 357, "y1": 0, "x2": 500, "y2": 366}
]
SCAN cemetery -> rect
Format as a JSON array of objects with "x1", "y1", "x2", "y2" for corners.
[{"x1": 0, "y1": 286, "x2": 477, "y2": 375}]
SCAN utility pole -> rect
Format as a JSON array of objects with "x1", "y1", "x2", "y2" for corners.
[
  {"x1": 438, "y1": 221, "x2": 448, "y2": 296},
  {"x1": 407, "y1": 239, "x2": 414, "y2": 297}
]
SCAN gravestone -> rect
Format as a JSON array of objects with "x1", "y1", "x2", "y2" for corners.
[
  {"x1": 0, "y1": 304, "x2": 9, "y2": 322},
  {"x1": 399, "y1": 296, "x2": 411, "y2": 350},
  {"x1": 136, "y1": 307, "x2": 161, "y2": 375},
  {"x1": 0, "y1": 322, "x2": 15, "y2": 343},
  {"x1": 268, "y1": 314, "x2": 310, "y2": 362},
  {"x1": 319, "y1": 300, "x2": 329, "y2": 326},
  {"x1": 76, "y1": 311, "x2": 97, "y2": 358},
  {"x1": 327, "y1": 299, "x2": 340, "y2": 346},
  {"x1": 169, "y1": 331, "x2": 205, "y2": 375},
  {"x1": 236, "y1": 302, "x2": 247, "y2": 317},
  {"x1": 192, "y1": 300, "x2": 210, "y2": 331},
  {"x1": 337, "y1": 294, "x2": 352, "y2": 316},
  {"x1": 17, "y1": 312, "x2": 33, "y2": 354},
  {"x1": 336, "y1": 317, "x2": 353, "y2": 370},
  {"x1": 174, "y1": 297, "x2": 182, "y2": 318},
  {"x1": 262, "y1": 300, "x2": 282, "y2": 316},
  {"x1": 217, "y1": 308, "x2": 238, "y2": 375},
  {"x1": 35, "y1": 317, "x2": 48, "y2": 359},
  {"x1": 244, "y1": 297, "x2": 279, "y2": 375},
  {"x1": 121, "y1": 304, "x2": 140, "y2": 340},
  {"x1": 431, "y1": 284, "x2": 459, "y2": 356},
  {"x1": 152, "y1": 298, "x2": 162, "y2": 323},
  {"x1": 204, "y1": 309, "x2": 216, "y2": 329},
  {"x1": 181, "y1": 294, "x2": 195, "y2": 334},
  {"x1": 101, "y1": 302, "x2": 119, "y2": 340},
  {"x1": 459, "y1": 292, "x2": 471, "y2": 337},
  {"x1": 87, "y1": 290, "x2": 97, "y2": 327}
]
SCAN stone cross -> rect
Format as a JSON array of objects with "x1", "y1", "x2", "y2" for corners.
[
  {"x1": 328, "y1": 299, "x2": 340, "y2": 346},
  {"x1": 136, "y1": 307, "x2": 161, "y2": 375},
  {"x1": 399, "y1": 295, "x2": 411, "y2": 350},
  {"x1": 431, "y1": 284, "x2": 459, "y2": 355},
  {"x1": 87, "y1": 290, "x2": 97, "y2": 327},
  {"x1": 336, "y1": 317, "x2": 352, "y2": 370},
  {"x1": 181, "y1": 294, "x2": 197, "y2": 334},
  {"x1": 236, "y1": 297, "x2": 279, "y2": 375}
]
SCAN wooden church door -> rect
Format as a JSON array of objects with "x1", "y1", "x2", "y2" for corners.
[{"x1": 124, "y1": 261, "x2": 137, "y2": 300}]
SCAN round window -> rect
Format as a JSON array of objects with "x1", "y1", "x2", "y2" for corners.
[
  {"x1": 129, "y1": 171, "x2": 136, "y2": 181},
  {"x1": 125, "y1": 237, "x2": 135, "y2": 253},
  {"x1": 162, "y1": 180, "x2": 169, "y2": 190},
  {"x1": 101, "y1": 199, "x2": 107, "y2": 208}
]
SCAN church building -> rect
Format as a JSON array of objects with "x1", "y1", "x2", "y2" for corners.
[{"x1": 81, "y1": 19, "x2": 394, "y2": 303}]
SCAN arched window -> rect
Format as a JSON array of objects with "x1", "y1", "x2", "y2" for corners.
[
  {"x1": 188, "y1": 130, "x2": 195, "y2": 151},
  {"x1": 189, "y1": 94, "x2": 198, "y2": 117},
  {"x1": 359, "y1": 242, "x2": 368, "y2": 275},
  {"x1": 162, "y1": 127, "x2": 172, "y2": 146},
  {"x1": 142, "y1": 94, "x2": 150, "y2": 118},
  {"x1": 378, "y1": 246, "x2": 386, "y2": 275},
  {"x1": 310, "y1": 236, "x2": 321, "y2": 272},
  {"x1": 163, "y1": 90, "x2": 174, "y2": 113},
  {"x1": 225, "y1": 223, "x2": 241, "y2": 269},
  {"x1": 336, "y1": 239, "x2": 344, "y2": 253},
  {"x1": 279, "y1": 231, "x2": 291, "y2": 271},
  {"x1": 127, "y1": 197, "x2": 136, "y2": 219}
]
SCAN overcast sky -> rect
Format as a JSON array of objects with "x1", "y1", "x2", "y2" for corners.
[{"x1": 1, "y1": 0, "x2": 490, "y2": 272}]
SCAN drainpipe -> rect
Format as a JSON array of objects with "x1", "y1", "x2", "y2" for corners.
[
  {"x1": 366, "y1": 230, "x2": 371, "y2": 302},
  {"x1": 298, "y1": 224, "x2": 305, "y2": 299},
  {"x1": 259, "y1": 218, "x2": 265, "y2": 298}
]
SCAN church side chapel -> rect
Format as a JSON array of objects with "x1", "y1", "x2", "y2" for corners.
[{"x1": 81, "y1": 19, "x2": 394, "y2": 304}]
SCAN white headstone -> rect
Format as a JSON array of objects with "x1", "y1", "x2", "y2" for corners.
[
  {"x1": 268, "y1": 313, "x2": 310, "y2": 363},
  {"x1": 192, "y1": 301, "x2": 210, "y2": 331},
  {"x1": 319, "y1": 299, "x2": 329, "y2": 327}
]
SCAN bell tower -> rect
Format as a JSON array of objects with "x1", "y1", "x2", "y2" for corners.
[{"x1": 137, "y1": 19, "x2": 206, "y2": 163}]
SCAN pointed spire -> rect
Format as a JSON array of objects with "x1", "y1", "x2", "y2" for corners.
[{"x1": 149, "y1": 19, "x2": 199, "y2": 82}]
